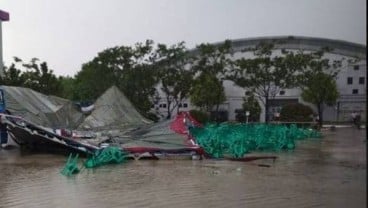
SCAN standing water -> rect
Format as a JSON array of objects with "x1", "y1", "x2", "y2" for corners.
[{"x1": 0, "y1": 128, "x2": 366, "y2": 208}]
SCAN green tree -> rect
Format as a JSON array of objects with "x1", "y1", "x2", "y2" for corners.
[
  {"x1": 0, "y1": 64, "x2": 25, "y2": 86},
  {"x1": 25, "y1": 61, "x2": 62, "y2": 95},
  {"x1": 279, "y1": 103, "x2": 314, "y2": 122},
  {"x1": 190, "y1": 40, "x2": 233, "y2": 119},
  {"x1": 242, "y1": 94, "x2": 261, "y2": 122},
  {"x1": 73, "y1": 61, "x2": 117, "y2": 100},
  {"x1": 154, "y1": 42, "x2": 194, "y2": 118},
  {"x1": 231, "y1": 42, "x2": 309, "y2": 122},
  {"x1": 190, "y1": 73, "x2": 226, "y2": 113},
  {"x1": 74, "y1": 40, "x2": 159, "y2": 116},
  {"x1": 301, "y1": 72, "x2": 339, "y2": 127},
  {"x1": 73, "y1": 45, "x2": 134, "y2": 100},
  {"x1": 118, "y1": 40, "x2": 159, "y2": 115},
  {"x1": 296, "y1": 47, "x2": 343, "y2": 127},
  {"x1": 1, "y1": 57, "x2": 62, "y2": 95},
  {"x1": 58, "y1": 76, "x2": 76, "y2": 100},
  {"x1": 120, "y1": 65, "x2": 158, "y2": 115}
]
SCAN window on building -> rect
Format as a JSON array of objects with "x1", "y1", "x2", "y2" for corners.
[
  {"x1": 279, "y1": 90, "x2": 285, "y2": 95},
  {"x1": 353, "y1": 65, "x2": 360, "y2": 70},
  {"x1": 245, "y1": 91, "x2": 251, "y2": 96},
  {"x1": 159, "y1": 103, "x2": 167, "y2": 108},
  {"x1": 352, "y1": 89, "x2": 359, "y2": 94},
  {"x1": 183, "y1": 103, "x2": 188, "y2": 108},
  {"x1": 359, "y1": 77, "x2": 365, "y2": 84},
  {"x1": 347, "y1": 77, "x2": 353, "y2": 85}
]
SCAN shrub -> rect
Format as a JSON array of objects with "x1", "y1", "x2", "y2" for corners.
[
  {"x1": 235, "y1": 109, "x2": 246, "y2": 122},
  {"x1": 280, "y1": 103, "x2": 314, "y2": 122},
  {"x1": 189, "y1": 109, "x2": 209, "y2": 124},
  {"x1": 210, "y1": 110, "x2": 228, "y2": 123},
  {"x1": 242, "y1": 95, "x2": 261, "y2": 122}
]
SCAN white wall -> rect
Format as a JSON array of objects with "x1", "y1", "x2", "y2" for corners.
[{"x1": 153, "y1": 41, "x2": 366, "y2": 122}]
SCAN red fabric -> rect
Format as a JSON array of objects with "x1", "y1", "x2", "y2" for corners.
[
  {"x1": 170, "y1": 111, "x2": 202, "y2": 135},
  {"x1": 169, "y1": 112, "x2": 203, "y2": 149}
]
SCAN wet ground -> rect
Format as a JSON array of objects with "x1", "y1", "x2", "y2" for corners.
[{"x1": 0, "y1": 127, "x2": 366, "y2": 208}]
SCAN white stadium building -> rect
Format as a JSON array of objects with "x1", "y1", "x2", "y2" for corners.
[{"x1": 153, "y1": 36, "x2": 366, "y2": 122}]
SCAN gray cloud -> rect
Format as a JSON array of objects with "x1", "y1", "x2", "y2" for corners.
[{"x1": 1, "y1": 0, "x2": 366, "y2": 76}]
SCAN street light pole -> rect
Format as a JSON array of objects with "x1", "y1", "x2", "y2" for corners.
[
  {"x1": 245, "y1": 111, "x2": 250, "y2": 124},
  {"x1": 0, "y1": 10, "x2": 10, "y2": 77}
]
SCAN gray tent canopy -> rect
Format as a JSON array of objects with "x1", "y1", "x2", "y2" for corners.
[
  {"x1": 1, "y1": 85, "x2": 83, "y2": 129},
  {"x1": 78, "y1": 86, "x2": 152, "y2": 130},
  {"x1": 1, "y1": 85, "x2": 151, "y2": 130}
]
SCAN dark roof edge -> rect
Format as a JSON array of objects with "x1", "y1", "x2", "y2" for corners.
[{"x1": 193, "y1": 36, "x2": 366, "y2": 59}]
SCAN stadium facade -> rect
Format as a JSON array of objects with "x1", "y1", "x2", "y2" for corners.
[{"x1": 152, "y1": 36, "x2": 366, "y2": 122}]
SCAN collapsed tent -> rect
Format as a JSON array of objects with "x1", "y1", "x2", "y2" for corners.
[
  {"x1": 118, "y1": 113, "x2": 203, "y2": 159},
  {"x1": 1, "y1": 85, "x2": 202, "y2": 158},
  {"x1": 1, "y1": 110, "x2": 204, "y2": 159},
  {"x1": 78, "y1": 86, "x2": 152, "y2": 130},
  {"x1": 1, "y1": 85, "x2": 84, "y2": 129},
  {"x1": 1, "y1": 85, "x2": 320, "y2": 168},
  {"x1": 0, "y1": 85, "x2": 152, "y2": 130}
]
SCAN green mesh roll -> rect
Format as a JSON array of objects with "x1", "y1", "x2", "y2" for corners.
[
  {"x1": 60, "y1": 154, "x2": 80, "y2": 176},
  {"x1": 84, "y1": 146, "x2": 128, "y2": 168},
  {"x1": 190, "y1": 123, "x2": 321, "y2": 159}
]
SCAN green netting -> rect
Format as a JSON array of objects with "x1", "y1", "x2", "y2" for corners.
[
  {"x1": 190, "y1": 123, "x2": 321, "y2": 159},
  {"x1": 60, "y1": 154, "x2": 80, "y2": 176},
  {"x1": 61, "y1": 147, "x2": 128, "y2": 176},
  {"x1": 84, "y1": 146, "x2": 128, "y2": 168}
]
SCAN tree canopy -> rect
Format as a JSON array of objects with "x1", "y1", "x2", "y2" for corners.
[
  {"x1": 190, "y1": 40, "x2": 233, "y2": 117},
  {"x1": 0, "y1": 57, "x2": 62, "y2": 96},
  {"x1": 301, "y1": 72, "x2": 339, "y2": 126},
  {"x1": 1, "y1": 39, "x2": 348, "y2": 124},
  {"x1": 297, "y1": 47, "x2": 342, "y2": 126},
  {"x1": 242, "y1": 94, "x2": 261, "y2": 122},
  {"x1": 154, "y1": 42, "x2": 194, "y2": 118},
  {"x1": 190, "y1": 72, "x2": 226, "y2": 112},
  {"x1": 231, "y1": 42, "x2": 307, "y2": 122},
  {"x1": 73, "y1": 40, "x2": 159, "y2": 115}
]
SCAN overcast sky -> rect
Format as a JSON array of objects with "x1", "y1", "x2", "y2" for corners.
[{"x1": 1, "y1": 0, "x2": 366, "y2": 76}]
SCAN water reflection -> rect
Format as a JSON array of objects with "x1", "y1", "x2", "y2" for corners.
[{"x1": 0, "y1": 128, "x2": 366, "y2": 208}]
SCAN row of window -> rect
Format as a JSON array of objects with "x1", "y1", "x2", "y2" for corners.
[
  {"x1": 276, "y1": 88, "x2": 361, "y2": 95},
  {"x1": 155, "y1": 103, "x2": 188, "y2": 108},
  {"x1": 347, "y1": 77, "x2": 365, "y2": 85},
  {"x1": 258, "y1": 76, "x2": 365, "y2": 96},
  {"x1": 251, "y1": 90, "x2": 286, "y2": 96}
]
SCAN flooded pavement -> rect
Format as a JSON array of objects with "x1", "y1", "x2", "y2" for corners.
[{"x1": 0, "y1": 127, "x2": 366, "y2": 208}]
